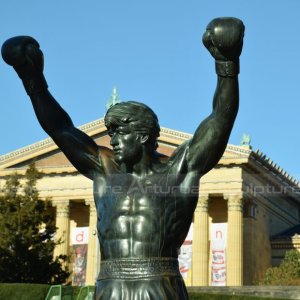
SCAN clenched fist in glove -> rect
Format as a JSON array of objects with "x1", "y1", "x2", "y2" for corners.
[
  {"x1": 2, "y1": 36, "x2": 47, "y2": 95},
  {"x1": 203, "y1": 17, "x2": 244, "y2": 77}
]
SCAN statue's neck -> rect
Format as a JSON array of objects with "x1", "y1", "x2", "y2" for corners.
[{"x1": 121, "y1": 152, "x2": 154, "y2": 178}]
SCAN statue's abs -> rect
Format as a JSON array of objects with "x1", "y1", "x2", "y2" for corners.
[{"x1": 93, "y1": 172, "x2": 194, "y2": 260}]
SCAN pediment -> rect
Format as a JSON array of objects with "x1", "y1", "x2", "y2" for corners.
[{"x1": 0, "y1": 117, "x2": 251, "y2": 172}]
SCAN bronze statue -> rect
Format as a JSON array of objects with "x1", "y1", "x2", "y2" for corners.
[{"x1": 2, "y1": 17, "x2": 244, "y2": 300}]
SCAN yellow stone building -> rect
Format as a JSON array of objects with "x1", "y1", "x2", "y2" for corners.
[{"x1": 1, "y1": 117, "x2": 300, "y2": 286}]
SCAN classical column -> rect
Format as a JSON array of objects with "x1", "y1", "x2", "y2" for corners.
[
  {"x1": 192, "y1": 194, "x2": 209, "y2": 286},
  {"x1": 225, "y1": 194, "x2": 243, "y2": 286},
  {"x1": 85, "y1": 199, "x2": 99, "y2": 285},
  {"x1": 53, "y1": 200, "x2": 70, "y2": 260}
]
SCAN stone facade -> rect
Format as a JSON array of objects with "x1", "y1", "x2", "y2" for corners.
[{"x1": 1, "y1": 117, "x2": 300, "y2": 286}]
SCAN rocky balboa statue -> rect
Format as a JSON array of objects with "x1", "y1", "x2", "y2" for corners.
[{"x1": 2, "y1": 17, "x2": 244, "y2": 300}]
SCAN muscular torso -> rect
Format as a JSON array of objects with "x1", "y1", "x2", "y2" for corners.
[{"x1": 94, "y1": 147, "x2": 199, "y2": 261}]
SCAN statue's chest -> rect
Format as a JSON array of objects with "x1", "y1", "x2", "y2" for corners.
[
  {"x1": 94, "y1": 173, "x2": 175, "y2": 218},
  {"x1": 117, "y1": 194, "x2": 150, "y2": 215}
]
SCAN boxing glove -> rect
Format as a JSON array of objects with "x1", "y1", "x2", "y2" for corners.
[
  {"x1": 203, "y1": 17, "x2": 245, "y2": 76},
  {"x1": 2, "y1": 36, "x2": 47, "y2": 95}
]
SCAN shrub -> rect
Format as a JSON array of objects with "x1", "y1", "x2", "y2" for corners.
[
  {"x1": 0, "y1": 283, "x2": 50, "y2": 300},
  {"x1": 261, "y1": 249, "x2": 300, "y2": 285},
  {"x1": 0, "y1": 164, "x2": 69, "y2": 284}
]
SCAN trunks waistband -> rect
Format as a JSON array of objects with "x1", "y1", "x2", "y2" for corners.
[{"x1": 98, "y1": 257, "x2": 181, "y2": 280}]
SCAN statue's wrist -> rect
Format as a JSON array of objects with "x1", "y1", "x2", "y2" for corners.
[
  {"x1": 215, "y1": 60, "x2": 239, "y2": 77},
  {"x1": 22, "y1": 74, "x2": 48, "y2": 96}
]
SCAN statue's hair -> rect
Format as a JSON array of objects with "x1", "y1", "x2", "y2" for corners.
[{"x1": 104, "y1": 101, "x2": 160, "y2": 152}]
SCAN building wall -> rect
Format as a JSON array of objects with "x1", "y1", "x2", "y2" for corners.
[
  {"x1": 243, "y1": 205, "x2": 272, "y2": 284},
  {"x1": 37, "y1": 173, "x2": 92, "y2": 200},
  {"x1": 1, "y1": 141, "x2": 300, "y2": 286},
  {"x1": 242, "y1": 166, "x2": 300, "y2": 284}
]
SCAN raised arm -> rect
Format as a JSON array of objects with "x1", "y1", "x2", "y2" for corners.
[
  {"x1": 187, "y1": 18, "x2": 244, "y2": 175},
  {"x1": 1, "y1": 36, "x2": 103, "y2": 180}
]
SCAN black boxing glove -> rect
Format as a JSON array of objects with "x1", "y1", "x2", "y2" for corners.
[
  {"x1": 2, "y1": 36, "x2": 48, "y2": 95},
  {"x1": 202, "y1": 17, "x2": 245, "y2": 77}
]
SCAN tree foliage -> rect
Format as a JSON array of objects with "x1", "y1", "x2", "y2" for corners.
[
  {"x1": 0, "y1": 163, "x2": 69, "y2": 284},
  {"x1": 261, "y1": 249, "x2": 300, "y2": 285}
]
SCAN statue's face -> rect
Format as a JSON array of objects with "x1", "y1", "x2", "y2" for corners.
[{"x1": 108, "y1": 125, "x2": 143, "y2": 164}]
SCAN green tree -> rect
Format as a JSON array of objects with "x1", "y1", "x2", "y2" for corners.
[
  {"x1": 261, "y1": 249, "x2": 300, "y2": 285},
  {"x1": 0, "y1": 163, "x2": 69, "y2": 284}
]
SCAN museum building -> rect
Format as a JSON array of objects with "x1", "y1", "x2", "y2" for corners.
[{"x1": 0, "y1": 117, "x2": 300, "y2": 287}]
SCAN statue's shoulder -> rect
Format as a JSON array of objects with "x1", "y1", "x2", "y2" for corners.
[
  {"x1": 168, "y1": 140, "x2": 190, "y2": 162},
  {"x1": 98, "y1": 146, "x2": 120, "y2": 175},
  {"x1": 153, "y1": 140, "x2": 191, "y2": 174}
]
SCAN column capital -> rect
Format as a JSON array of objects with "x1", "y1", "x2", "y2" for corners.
[
  {"x1": 85, "y1": 198, "x2": 97, "y2": 216},
  {"x1": 196, "y1": 194, "x2": 209, "y2": 212},
  {"x1": 85, "y1": 198, "x2": 94, "y2": 205},
  {"x1": 52, "y1": 200, "x2": 70, "y2": 218},
  {"x1": 224, "y1": 194, "x2": 243, "y2": 212}
]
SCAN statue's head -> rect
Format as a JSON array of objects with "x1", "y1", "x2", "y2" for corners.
[{"x1": 104, "y1": 101, "x2": 160, "y2": 161}]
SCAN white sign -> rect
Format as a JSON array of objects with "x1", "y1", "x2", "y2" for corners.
[
  {"x1": 178, "y1": 223, "x2": 193, "y2": 279},
  {"x1": 71, "y1": 227, "x2": 89, "y2": 245},
  {"x1": 210, "y1": 223, "x2": 227, "y2": 286}
]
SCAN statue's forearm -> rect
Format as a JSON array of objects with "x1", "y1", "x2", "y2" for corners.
[
  {"x1": 187, "y1": 73, "x2": 239, "y2": 174},
  {"x1": 25, "y1": 76, "x2": 74, "y2": 137},
  {"x1": 24, "y1": 76, "x2": 101, "y2": 179},
  {"x1": 192, "y1": 75, "x2": 239, "y2": 147},
  {"x1": 212, "y1": 75, "x2": 239, "y2": 126}
]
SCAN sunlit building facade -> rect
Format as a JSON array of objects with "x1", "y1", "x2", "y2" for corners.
[{"x1": 1, "y1": 118, "x2": 300, "y2": 286}]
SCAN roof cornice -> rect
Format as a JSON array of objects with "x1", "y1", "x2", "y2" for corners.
[
  {"x1": 0, "y1": 117, "x2": 194, "y2": 168},
  {"x1": 0, "y1": 117, "x2": 298, "y2": 189},
  {"x1": 249, "y1": 149, "x2": 300, "y2": 187}
]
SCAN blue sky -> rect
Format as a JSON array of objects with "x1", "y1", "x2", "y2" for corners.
[{"x1": 0, "y1": 1, "x2": 299, "y2": 179}]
